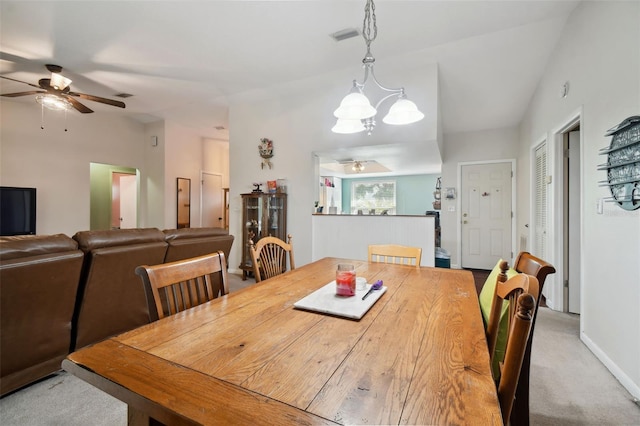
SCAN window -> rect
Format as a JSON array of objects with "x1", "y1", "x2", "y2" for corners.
[{"x1": 351, "y1": 180, "x2": 396, "y2": 214}]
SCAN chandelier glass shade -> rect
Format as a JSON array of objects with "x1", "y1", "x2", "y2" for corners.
[
  {"x1": 36, "y1": 94, "x2": 72, "y2": 111},
  {"x1": 382, "y1": 97, "x2": 424, "y2": 125},
  {"x1": 331, "y1": 118, "x2": 366, "y2": 134},
  {"x1": 332, "y1": 0, "x2": 424, "y2": 135}
]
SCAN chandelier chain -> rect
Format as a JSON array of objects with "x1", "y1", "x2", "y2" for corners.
[
  {"x1": 362, "y1": 0, "x2": 377, "y2": 51},
  {"x1": 331, "y1": 0, "x2": 423, "y2": 135}
]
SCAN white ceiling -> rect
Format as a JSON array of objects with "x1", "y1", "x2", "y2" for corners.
[{"x1": 0, "y1": 1, "x2": 579, "y2": 176}]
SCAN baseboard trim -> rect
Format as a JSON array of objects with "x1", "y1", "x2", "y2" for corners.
[{"x1": 581, "y1": 331, "x2": 640, "y2": 400}]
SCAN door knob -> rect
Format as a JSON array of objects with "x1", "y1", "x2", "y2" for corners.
[
  {"x1": 463, "y1": 213, "x2": 468, "y2": 217},
  {"x1": 463, "y1": 220, "x2": 468, "y2": 224}
]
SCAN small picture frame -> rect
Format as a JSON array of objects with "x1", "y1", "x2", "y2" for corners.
[{"x1": 445, "y1": 187, "x2": 456, "y2": 199}]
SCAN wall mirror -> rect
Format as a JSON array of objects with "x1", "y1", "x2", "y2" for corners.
[{"x1": 177, "y1": 177, "x2": 191, "y2": 228}]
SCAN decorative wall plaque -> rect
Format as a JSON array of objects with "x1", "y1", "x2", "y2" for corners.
[
  {"x1": 598, "y1": 116, "x2": 640, "y2": 211},
  {"x1": 259, "y1": 138, "x2": 273, "y2": 169}
]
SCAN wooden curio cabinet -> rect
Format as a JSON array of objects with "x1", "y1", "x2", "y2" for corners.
[{"x1": 239, "y1": 192, "x2": 287, "y2": 279}]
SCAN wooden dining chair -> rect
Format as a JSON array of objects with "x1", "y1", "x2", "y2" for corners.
[
  {"x1": 135, "y1": 251, "x2": 229, "y2": 321},
  {"x1": 486, "y1": 272, "x2": 539, "y2": 370},
  {"x1": 249, "y1": 234, "x2": 295, "y2": 283},
  {"x1": 497, "y1": 292, "x2": 536, "y2": 423},
  {"x1": 368, "y1": 244, "x2": 422, "y2": 268},
  {"x1": 511, "y1": 251, "x2": 556, "y2": 426}
]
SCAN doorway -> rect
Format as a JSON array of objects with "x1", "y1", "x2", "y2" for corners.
[
  {"x1": 111, "y1": 173, "x2": 137, "y2": 229},
  {"x1": 90, "y1": 163, "x2": 138, "y2": 230},
  {"x1": 459, "y1": 161, "x2": 515, "y2": 269},
  {"x1": 201, "y1": 172, "x2": 224, "y2": 228},
  {"x1": 546, "y1": 111, "x2": 582, "y2": 314},
  {"x1": 564, "y1": 127, "x2": 581, "y2": 313}
]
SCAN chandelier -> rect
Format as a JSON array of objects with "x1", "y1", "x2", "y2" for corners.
[{"x1": 332, "y1": 0, "x2": 424, "y2": 135}]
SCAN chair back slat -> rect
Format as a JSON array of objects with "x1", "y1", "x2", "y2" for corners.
[
  {"x1": 368, "y1": 244, "x2": 422, "y2": 268},
  {"x1": 250, "y1": 235, "x2": 295, "y2": 283},
  {"x1": 135, "y1": 251, "x2": 229, "y2": 320}
]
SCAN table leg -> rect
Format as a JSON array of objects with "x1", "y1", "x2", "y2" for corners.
[{"x1": 128, "y1": 406, "x2": 164, "y2": 426}]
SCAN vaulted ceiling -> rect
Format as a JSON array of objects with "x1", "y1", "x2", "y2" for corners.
[{"x1": 0, "y1": 1, "x2": 579, "y2": 175}]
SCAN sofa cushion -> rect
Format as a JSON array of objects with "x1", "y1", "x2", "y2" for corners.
[
  {"x1": 479, "y1": 259, "x2": 518, "y2": 377},
  {"x1": 162, "y1": 227, "x2": 233, "y2": 264},
  {"x1": 0, "y1": 234, "x2": 78, "y2": 260},
  {"x1": 71, "y1": 228, "x2": 168, "y2": 350},
  {"x1": 162, "y1": 227, "x2": 229, "y2": 241},
  {"x1": 0, "y1": 234, "x2": 83, "y2": 395},
  {"x1": 73, "y1": 228, "x2": 165, "y2": 252}
]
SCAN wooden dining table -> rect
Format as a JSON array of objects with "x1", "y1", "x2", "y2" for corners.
[{"x1": 63, "y1": 257, "x2": 502, "y2": 425}]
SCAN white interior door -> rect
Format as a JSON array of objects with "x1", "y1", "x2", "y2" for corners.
[
  {"x1": 461, "y1": 162, "x2": 513, "y2": 269},
  {"x1": 568, "y1": 131, "x2": 581, "y2": 314},
  {"x1": 119, "y1": 174, "x2": 137, "y2": 229},
  {"x1": 534, "y1": 144, "x2": 549, "y2": 261},
  {"x1": 202, "y1": 173, "x2": 223, "y2": 228}
]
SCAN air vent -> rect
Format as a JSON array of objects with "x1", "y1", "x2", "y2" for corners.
[
  {"x1": 114, "y1": 93, "x2": 134, "y2": 98},
  {"x1": 330, "y1": 28, "x2": 360, "y2": 42}
]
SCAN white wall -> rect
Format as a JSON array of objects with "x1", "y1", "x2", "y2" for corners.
[
  {"x1": 203, "y1": 139, "x2": 230, "y2": 188},
  {"x1": 228, "y1": 64, "x2": 440, "y2": 273},
  {"x1": 0, "y1": 101, "x2": 148, "y2": 235},
  {"x1": 440, "y1": 126, "x2": 520, "y2": 267},
  {"x1": 312, "y1": 215, "x2": 435, "y2": 267},
  {"x1": 143, "y1": 121, "x2": 165, "y2": 228},
  {"x1": 0, "y1": 101, "x2": 224, "y2": 235},
  {"x1": 519, "y1": 1, "x2": 639, "y2": 398},
  {"x1": 164, "y1": 122, "x2": 204, "y2": 230}
]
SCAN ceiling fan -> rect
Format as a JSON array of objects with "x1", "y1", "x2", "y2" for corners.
[
  {"x1": 337, "y1": 159, "x2": 368, "y2": 173},
  {"x1": 0, "y1": 64, "x2": 125, "y2": 113}
]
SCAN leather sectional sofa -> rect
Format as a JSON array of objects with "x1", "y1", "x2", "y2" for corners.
[{"x1": 0, "y1": 227, "x2": 233, "y2": 396}]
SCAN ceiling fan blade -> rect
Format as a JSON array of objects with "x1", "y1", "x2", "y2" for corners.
[
  {"x1": 64, "y1": 96, "x2": 94, "y2": 114},
  {"x1": 0, "y1": 75, "x2": 42, "y2": 89},
  {"x1": 68, "y1": 92, "x2": 125, "y2": 109},
  {"x1": 1, "y1": 90, "x2": 46, "y2": 97}
]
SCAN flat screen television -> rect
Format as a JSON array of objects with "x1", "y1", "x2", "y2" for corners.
[{"x1": 0, "y1": 186, "x2": 37, "y2": 236}]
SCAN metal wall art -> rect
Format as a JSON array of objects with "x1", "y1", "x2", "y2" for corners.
[{"x1": 598, "y1": 116, "x2": 640, "y2": 211}]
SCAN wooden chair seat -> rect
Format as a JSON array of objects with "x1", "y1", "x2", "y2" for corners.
[
  {"x1": 249, "y1": 234, "x2": 295, "y2": 283},
  {"x1": 368, "y1": 244, "x2": 422, "y2": 268},
  {"x1": 135, "y1": 251, "x2": 229, "y2": 321}
]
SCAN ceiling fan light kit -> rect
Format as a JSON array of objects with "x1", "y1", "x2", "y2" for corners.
[
  {"x1": 35, "y1": 94, "x2": 72, "y2": 111},
  {"x1": 49, "y1": 72, "x2": 72, "y2": 91},
  {"x1": 352, "y1": 161, "x2": 365, "y2": 172},
  {"x1": 332, "y1": 0, "x2": 424, "y2": 135},
  {"x1": 1, "y1": 64, "x2": 126, "y2": 116}
]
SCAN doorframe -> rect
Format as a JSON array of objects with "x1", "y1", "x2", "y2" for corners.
[
  {"x1": 547, "y1": 107, "x2": 583, "y2": 317},
  {"x1": 456, "y1": 159, "x2": 517, "y2": 269},
  {"x1": 199, "y1": 170, "x2": 224, "y2": 227}
]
